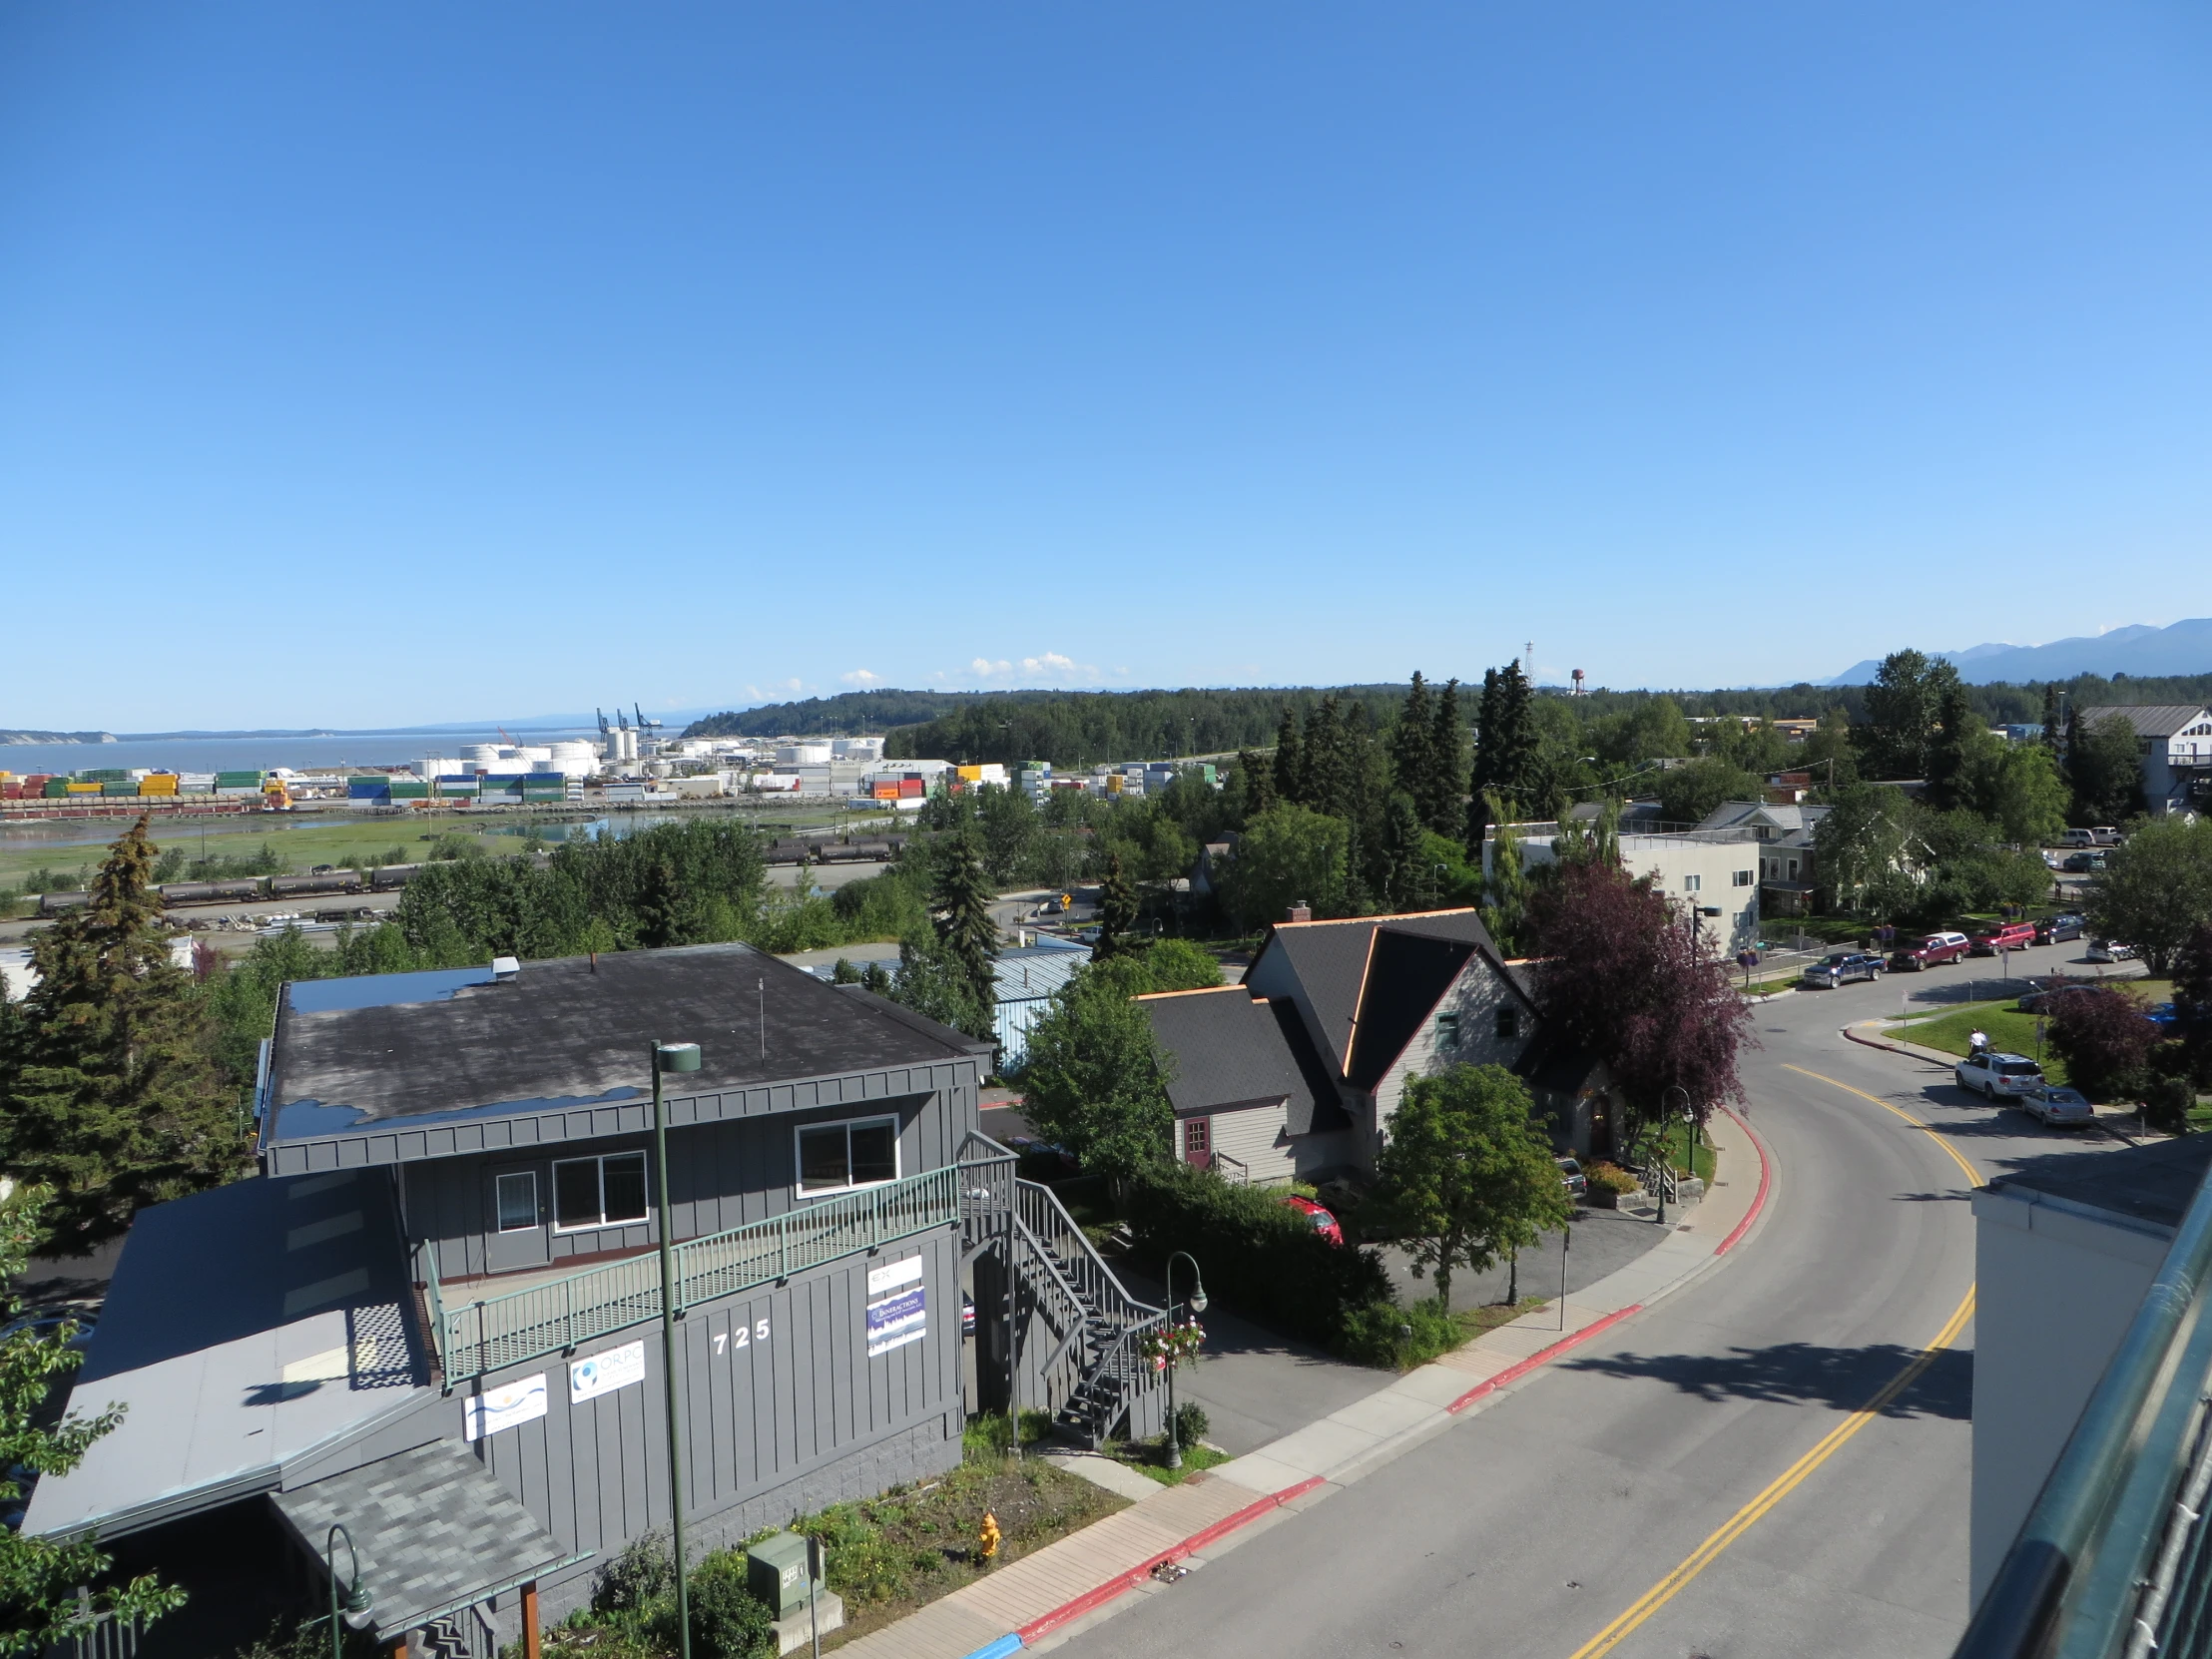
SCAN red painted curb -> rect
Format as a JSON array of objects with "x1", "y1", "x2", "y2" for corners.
[
  {"x1": 1714, "y1": 1106, "x2": 1772, "y2": 1257},
  {"x1": 1014, "y1": 1475, "x2": 1327, "y2": 1643},
  {"x1": 1443, "y1": 1304, "x2": 1643, "y2": 1414}
]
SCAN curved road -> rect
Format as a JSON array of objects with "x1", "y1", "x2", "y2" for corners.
[{"x1": 1047, "y1": 951, "x2": 2127, "y2": 1659}]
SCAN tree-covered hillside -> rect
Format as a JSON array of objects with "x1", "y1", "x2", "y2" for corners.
[{"x1": 685, "y1": 670, "x2": 2212, "y2": 771}]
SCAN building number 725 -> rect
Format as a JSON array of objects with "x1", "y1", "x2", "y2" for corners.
[{"x1": 713, "y1": 1320, "x2": 771, "y2": 1356}]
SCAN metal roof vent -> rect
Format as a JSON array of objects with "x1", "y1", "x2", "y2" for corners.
[{"x1": 490, "y1": 955, "x2": 521, "y2": 980}]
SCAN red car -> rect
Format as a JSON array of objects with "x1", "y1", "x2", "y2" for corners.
[
  {"x1": 1280, "y1": 1194, "x2": 1344, "y2": 1247},
  {"x1": 1890, "y1": 931, "x2": 1971, "y2": 971},
  {"x1": 1969, "y1": 922, "x2": 2036, "y2": 956}
]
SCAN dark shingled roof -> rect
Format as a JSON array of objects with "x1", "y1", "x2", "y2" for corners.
[
  {"x1": 272, "y1": 1441, "x2": 583, "y2": 1639},
  {"x1": 1989, "y1": 1133, "x2": 2212, "y2": 1235},
  {"x1": 1141, "y1": 988, "x2": 1350, "y2": 1136},
  {"x1": 1247, "y1": 909, "x2": 1528, "y2": 1087},
  {"x1": 267, "y1": 942, "x2": 988, "y2": 1140}
]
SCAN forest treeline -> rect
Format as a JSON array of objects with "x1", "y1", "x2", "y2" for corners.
[{"x1": 684, "y1": 672, "x2": 2212, "y2": 771}]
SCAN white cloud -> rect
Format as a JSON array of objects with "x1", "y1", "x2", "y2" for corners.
[
  {"x1": 840, "y1": 668, "x2": 882, "y2": 687},
  {"x1": 957, "y1": 650, "x2": 1108, "y2": 686}
]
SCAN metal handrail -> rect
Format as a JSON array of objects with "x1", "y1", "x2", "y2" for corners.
[
  {"x1": 1956, "y1": 1164, "x2": 2212, "y2": 1658},
  {"x1": 1015, "y1": 1180, "x2": 1155, "y2": 1328},
  {"x1": 431, "y1": 1166, "x2": 964, "y2": 1382},
  {"x1": 1212, "y1": 1151, "x2": 1251, "y2": 1186}
]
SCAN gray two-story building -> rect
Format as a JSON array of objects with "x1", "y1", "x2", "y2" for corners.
[{"x1": 28, "y1": 943, "x2": 1163, "y2": 1657}]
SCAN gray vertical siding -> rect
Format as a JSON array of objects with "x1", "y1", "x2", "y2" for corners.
[
  {"x1": 404, "y1": 1081, "x2": 975, "y2": 1282},
  {"x1": 448, "y1": 1226, "x2": 965, "y2": 1567}
]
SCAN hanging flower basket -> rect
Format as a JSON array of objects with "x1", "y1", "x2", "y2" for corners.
[{"x1": 1141, "y1": 1319, "x2": 1205, "y2": 1371}]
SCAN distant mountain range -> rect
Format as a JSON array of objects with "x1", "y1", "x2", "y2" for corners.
[{"x1": 1829, "y1": 618, "x2": 2212, "y2": 686}]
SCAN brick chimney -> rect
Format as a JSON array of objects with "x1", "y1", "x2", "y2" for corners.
[{"x1": 1286, "y1": 900, "x2": 1312, "y2": 923}]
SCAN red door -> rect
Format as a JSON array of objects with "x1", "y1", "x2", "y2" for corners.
[{"x1": 1184, "y1": 1116, "x2": 1212, "y2": 1168}]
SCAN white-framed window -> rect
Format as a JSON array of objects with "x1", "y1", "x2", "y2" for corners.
[
  {"x1": 1434, "y1": 1011, "x2": 1461, "y2": 1051},
  {"x1": 552, "y1": 1151, "x2": 649, "y2": 1232},
  {"x1": 495, "y1": 1171, "x2": 540, "y2": 1233},
  {"x1": 795, "y1": 1116, "x2": 900, "y2": 1197},
  {"x1": 1733, "y1": 869, "x2": 1755, "y2": 887},
  {"x1": 1684, "y1": 873, "x2": 1702, "y2": 892}
]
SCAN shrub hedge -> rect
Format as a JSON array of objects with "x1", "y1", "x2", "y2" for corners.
[{"x1": 1122, "y1": 1162, "x2": 1393, "y2": 1349}]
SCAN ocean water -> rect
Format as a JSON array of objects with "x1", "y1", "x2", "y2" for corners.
[{"x1": 0, "y1": 727, "x2": 602, "y2": 778}]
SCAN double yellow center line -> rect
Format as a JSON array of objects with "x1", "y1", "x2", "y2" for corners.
[{"x1": 1564, "y1": 1067, "x2": 1979, "y2": 1659}]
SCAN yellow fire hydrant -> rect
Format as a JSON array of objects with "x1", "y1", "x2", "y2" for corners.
[{"x1": 978, "y1": 1510, "x2": 1002, "y2": 1568}]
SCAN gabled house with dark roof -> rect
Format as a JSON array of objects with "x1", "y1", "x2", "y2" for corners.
[
  {"x1": 26, "y1": 943, "x2": 1165, "y2": 1657},
  {"x1": 2081, "y1": 704, "x2": 2212, "y2": 816},
  {"x1": 1144, "y1": 909, "x2": 1560, "y2": 1180}
]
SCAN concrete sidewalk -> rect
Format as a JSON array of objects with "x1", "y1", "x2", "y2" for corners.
[{"x1": 835, "y1": 1108, "x2": 1775, "y2": 1659}]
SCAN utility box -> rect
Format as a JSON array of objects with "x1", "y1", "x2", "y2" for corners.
[{"x1": 746, "y1": 1533, "x2": 813, "y2": 1618}]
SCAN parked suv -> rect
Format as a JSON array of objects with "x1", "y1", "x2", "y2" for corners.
[
  {"x1": 2035, "y1": 913, "x2": 2085, "y2": 945},
  {"x1": 1954, "y1": 1051, "x2": 2047, "y2": 1100},
  {"x1": 2091, "y1": 827, "x2": 2124, "y2": 846},
  {"x1": 1969, "y1": 922, "x2": 2037, "y2": 956},
  {"x1": 1805, "y1": 950, "x2": 1884, "y2": 987},
  {"x1": 1892, "y1": 931, "x2": 1971, "y2": 971},
  {"x1": 2061, "y1": 829, "x2": 2096, "y2": 848}
]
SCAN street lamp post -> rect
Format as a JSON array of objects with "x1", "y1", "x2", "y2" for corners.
[
  {"x1": 653, "y1": 1040, "x2": 703, "y2": 1659},
  {"x1": 1162, "y1": 1252, "x2": 1208, "y2": 1470},
  {"x1": 1656, "y1": 1086, "x2": 1691, "y2": 1226},
  {"x1": 325, "y1": 1523, "x2": 371, "y2": 1659}
]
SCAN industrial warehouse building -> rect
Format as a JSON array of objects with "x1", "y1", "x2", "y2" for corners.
[{"x1": 27, "y1": 945, "x2": 1164, "y2": 1657}]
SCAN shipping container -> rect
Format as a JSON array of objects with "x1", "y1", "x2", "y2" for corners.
[
  {"x1": 214, "y1": 772, "x2": 264, "y2": 788},
  {"x1": 82, "y1": 769, "x2": 129, "y2": 784},
  {"x1": 66, "y1": 783, "x2": 103, "y2": 795},
  {"x1": 43, "y1": 779, "x2": 70, "y2": 798},
  {"x1": 387, "y1": 780, "x2": 431, "y2": 799},
  {"x1": 138, "y1": 776, "x2": 179, "y2": 795}
]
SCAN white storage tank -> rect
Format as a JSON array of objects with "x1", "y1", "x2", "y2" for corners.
[
  {"x1": 461, "y1": 744, "x2": 502, "y2": 773},
  {"x1": 413, "y1": 758, "x2": 464, "y2": 778},
  {"x1": 517, "y1": 745, "x2": 553, "y2": 764},
  {"x1": 777, "y1": 744, "x2": 832, "y2": 766}
]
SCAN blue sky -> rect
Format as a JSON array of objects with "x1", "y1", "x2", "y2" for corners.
[{"x1": 4, "y1": 3, "x2": 2209, "y2": 730}]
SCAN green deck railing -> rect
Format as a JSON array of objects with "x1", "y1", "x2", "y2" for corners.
[{"x1": 426, "y1": 1166, "x2": 963, "y2": 1383}]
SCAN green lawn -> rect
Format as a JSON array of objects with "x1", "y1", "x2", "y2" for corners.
[
  {"x1": 1649, "y1": 1119, "x2": 1719, "y2": 1183},
  {"x1": 1901, "y1": 982, "x2": 2175, "y2": 1091}
]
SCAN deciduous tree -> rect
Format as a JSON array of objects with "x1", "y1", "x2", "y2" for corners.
[
  {"x1": 1219, "y1": 805, "x2": 1350, "y2": 930},
  {"x1": 1015, "y1": 958, "x2": 1177, "y2": 1180},
  {"x1": 0, "y1": 1187, "x2": 184, "y2": 1652},
  {"x1": 2088, "y1": 817, "x2": 2212, "y2": 975},
  {"x1": 2046, "y1": 986, "x2": 2159, "y2": 1102},
  {"x1": 1366, "y1": 1065, "x2": 1570, "y2": 1309},
  {"x1": 1522, "y1": 860, "x2": 1756, "y2": 1144}
]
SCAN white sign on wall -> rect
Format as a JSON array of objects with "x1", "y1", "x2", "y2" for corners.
[
  {"x1": 867, "y1": 1256, "x2": 924, "y2": 1297},
  {"x1": 866, "y1": 1254, "x2": 926, "y2": 1358},
  {"x1": 569, "y1": 1341, "x2": 647, "y2": 1405},
  {"x1": 463, "y1": 1374, "x2": 548, "y2": 1441}
]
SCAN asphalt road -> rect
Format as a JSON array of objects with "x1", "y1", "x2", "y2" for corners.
[{"x1": 1048, "y1": 947, "x2": 2131, "y2": 1659}]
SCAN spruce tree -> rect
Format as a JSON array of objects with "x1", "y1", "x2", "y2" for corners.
[
  {"x1": 929, "y1": 832, "x2": 999, "y2": 1016},
  {"x1": 1381, "y1": 793, "x2": 1428, "y2": 912},
  {"x1": 1925, "y1": 674, "x2": 1981, "y2": 812},
  {"x1": 1424, "y1": 677, "x2": 1464, "y2": 834},
  {"x1": 1, "y1": 816, "x2": 244, "y2": 1253},
  {"x1": 1301, "y1": 697, "x2": 1346, "y2": 819},
  {"x1": 1272, "y1": 709, "x2": 1304, "y2": 809},
  {"x1": 2040, "y1": 685, "x2": 2061, "y2": 754},
  {"x1": 1096, "y1": 851, "x2": 1140, "y2": 958},
  {"x1": 1390, "y1": 674, "x2": 1434, "y2": 808},
  {"x1": 1238, "y1": 749, "x2": 1277, "y2": 818}
]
